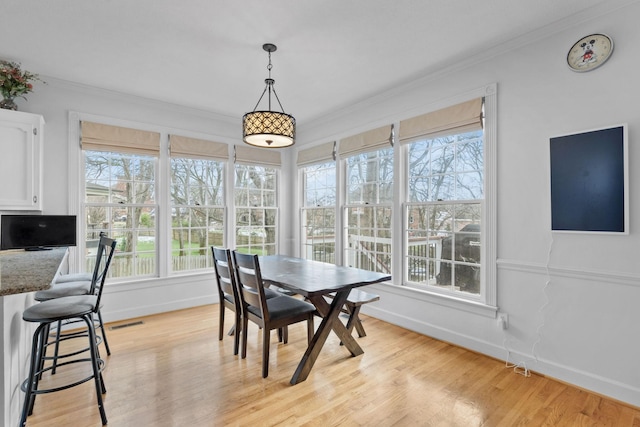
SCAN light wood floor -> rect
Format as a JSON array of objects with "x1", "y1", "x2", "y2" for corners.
[{"x1": 24, "y1": 304, "x2": 640, "y2": 427}]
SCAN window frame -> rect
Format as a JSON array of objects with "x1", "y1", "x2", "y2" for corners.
[
  {"x1": 402, "y1": 130, "x2": 484, "y2": 300},
  {"x1": 233, "y1": 162, "x2": 280, "y2": 256},
  {"x1": 300, "y1": 160, "x2": 337, "y2": 264},
  {"x1": 169, "y1": 156, "x2": 227, "y2": 273},
  {"x1": 398, "y1": 86, "x2": 497, "y2": 308},
  {"x1": 342, "y1": 146, "x2": 394, "y2": 274},
  {"x1": 69, "y1": 112, "x2": 236, "y2": 283}
]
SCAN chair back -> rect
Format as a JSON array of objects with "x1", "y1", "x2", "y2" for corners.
[
  {"x1": 211, "y1": 247, "x2": 240, "y2": 308},
  {"x1": 91, "y1": 235, "x2": 117, "y2": 312},
  {"x1": 87, "y1": 231, "x2": 109, "y2": 286},
  {"x1": 232, "y1": 251, "x2": 270, "y2": 323}
]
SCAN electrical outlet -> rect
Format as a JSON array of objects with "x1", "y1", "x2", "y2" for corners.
[{"x1": 497, "y1": 313, "x2": 509, "y2": 330}]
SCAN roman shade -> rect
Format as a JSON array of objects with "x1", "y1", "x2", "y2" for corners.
[
  {"x1": 234, "y1": 145, "x2": 281, "y2": 166},
  {"x1": 338, "y1": 125, "x2": 392, "y2": 156},
  {"x1": 399, "y1": 97, "x2": 483, "y2": 143},
  {"x1": 81, "y1": 121, "x2": 160, "y2": 155},
  {"x1": 296, "y1": 141, "x2": 335, "y2": 166},
  {"x1": 169, "y1": 135, "x2": 229, "y2": 160}
]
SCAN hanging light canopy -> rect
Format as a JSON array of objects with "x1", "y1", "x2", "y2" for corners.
[{"x1": 242, "y1": 43, "x2": 296, "y2": 148}]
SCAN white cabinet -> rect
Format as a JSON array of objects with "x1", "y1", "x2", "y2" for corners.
[{"x1": 0, "y1": 110, "x2": 44, "y2": 210}]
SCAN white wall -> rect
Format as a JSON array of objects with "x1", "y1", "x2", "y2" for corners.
[
  {"x1": 294, "y1": 2, "x2": 640, "y2": 406},
  {"x1": 10, "y1": 0, "x2": 639, "y2": 408}
]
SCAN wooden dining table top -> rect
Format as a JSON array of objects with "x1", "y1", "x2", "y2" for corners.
[
  {"x1": 258, "y1": 255, "x2": 391, "y2": 297},
  {"x1": 257, "y1": 255, "x2": 391, "y2": 384}
]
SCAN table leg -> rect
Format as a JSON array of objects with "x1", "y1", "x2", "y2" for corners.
[{"x1": 290, "y1": 289, "x2": 363, "y2": 385}]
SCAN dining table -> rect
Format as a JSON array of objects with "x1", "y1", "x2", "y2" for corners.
[{"x1": 258, "y1": 255, "x2": 391, "y2": 385}]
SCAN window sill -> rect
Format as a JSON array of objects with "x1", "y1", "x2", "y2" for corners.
[{"x1": 367, "y1": 281, "x2": 498, "y2": 318}]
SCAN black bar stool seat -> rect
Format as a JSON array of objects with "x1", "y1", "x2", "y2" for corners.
[{"x1": 20, "y1": 295, "x2": 108, "y2": 426}]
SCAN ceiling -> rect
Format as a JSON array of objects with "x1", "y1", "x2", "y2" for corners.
[{"x1": 0, "y1": 0, "x2": 615, "y2": 125}]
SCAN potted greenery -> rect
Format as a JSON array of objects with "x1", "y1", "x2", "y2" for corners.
[{"x1": 0, "y1": 60, "x2": 42, "y2": 110}]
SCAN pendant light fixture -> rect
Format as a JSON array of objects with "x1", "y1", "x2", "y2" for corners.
[{"x1": 242, "y1": 43, "x2": 296, "y2": 148}]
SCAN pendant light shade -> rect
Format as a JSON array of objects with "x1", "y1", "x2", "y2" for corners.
[
  {"x1": 243, "y1": 110, "x2": 295, "y2": 148},
  {"x1": 242, "y1": 44, "x2": 296, "y2": 148}
]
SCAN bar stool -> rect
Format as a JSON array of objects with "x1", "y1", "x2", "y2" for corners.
[
  {"x1": 20, "y1": 236, "x2": 116, "y2": 426},
  {"x1": 34, "y1": 235, "x2": 115, "y2": 374}
]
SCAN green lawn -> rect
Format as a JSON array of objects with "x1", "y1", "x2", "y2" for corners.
[{"x1": 117, "y1": 238, "x2": 267, "y2": 257}]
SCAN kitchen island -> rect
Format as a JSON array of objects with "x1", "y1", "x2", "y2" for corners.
[{"x1": 0, "y1": 248, "x2": 68, "y2": 427}]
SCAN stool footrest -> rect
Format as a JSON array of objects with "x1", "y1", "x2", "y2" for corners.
[{"x1": 21, "y1": 357, "x2": 105, "y2": 394}]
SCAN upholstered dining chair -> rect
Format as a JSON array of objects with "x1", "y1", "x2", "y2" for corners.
[
  {"x1": 232, "y1": 251, "x2": 316, "y2": 378},
  {"x1": 212, "y1": 247, "x2": 285, "y2": 355}
]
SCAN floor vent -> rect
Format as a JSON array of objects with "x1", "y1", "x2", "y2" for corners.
[{"x1": 110, "y1": 321, "x2": 144, "y2": 330}]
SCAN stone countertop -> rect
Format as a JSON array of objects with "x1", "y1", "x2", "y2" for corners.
[{"x1": 0, "y1": 248, "x2": 68, "y2": 296}]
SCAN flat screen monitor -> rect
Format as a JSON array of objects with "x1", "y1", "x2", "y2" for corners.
[{"x1": 0, "y1": 215, "x2": 77, "y2": 250}]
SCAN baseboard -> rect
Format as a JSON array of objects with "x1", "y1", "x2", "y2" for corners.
[
  {"x1": 101, "y1": 295, "x2": 217, "y2": 324},
  {"x1": 363, "y1": 304, "x2": 640, "y2": 408}
]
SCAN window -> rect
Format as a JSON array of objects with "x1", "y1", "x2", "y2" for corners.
[
  {"x1": 81, "y1": 122, "x2": 160, "y2": 279},
  {"x1": 401, "y1": 97, "x2": 486, "y2": 298},
  {"x1": 405, "y1": 131, "x2": 482, "y2": 294},
  {"x1": 170, "y1": 157, "x2": 225, "y2": 272},
  {"x1": 344, "y1": 147, "x2": 393, "y2": 274},
  {"x1": 301, "y1": 161, "x2": 336, "y2": 263},
  {"x1": 234, "y1": 164, "x2": 278, "y2": 255},
  {"x1": 169, "y1": 135, "x2": 229, "y2": 272},
  {"x1": 84, "y1": 150, "x2": 157, "y2": 278},
  {"x1": 81, "y1": 123, "x2": 232, "y2": 279}
]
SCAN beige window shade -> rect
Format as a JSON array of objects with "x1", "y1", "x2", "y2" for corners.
[
  {"x1": 338, "y1": 125, "x2": 392, "y2": 156},
  {"x1": 169, "y1": 135, "x2": 229, "y2": 160},
  {"x1": 399, "y1": 97, "x2": 483, "y2": 143},
  {"x1": 297, "y1": 141, "x2": 335, "y2": 165},
  {"x1": 81, "y1": 121, "x2": 160, "y2": 155},
  {"x1": 234, "y1": 145, "x2": 281, "y2": 166}
]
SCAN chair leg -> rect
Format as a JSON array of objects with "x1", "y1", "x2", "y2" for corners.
[
  {"x1": 262, "y1": 328, "x2": 270, "y2": 378},
  {"x1": 233, "y1": 311, "x2": 241, "y2": 356},
  {"x1": 218, "y1": 305, "x2": 225, "y2": 341},
  {"x1": 51, "y1": 320, "x2": 62, "y2": 374},
  {"x1": 282, "y1": 326, "x2": 288, "y2": 344},
  {"x1": 97, "y1": 310, "x2": 111, "y2": 355},
  {"x1": 21, "y1": 323, "x2": 47, "y2": 425},
  {"x1": 83, "y1": 315, "x2": 108, "y2": 426},
  {"x1": 36, "y1": 323, "x2": 50, "y2": 380},
  {"x1": 241, "y1": 316, "x2": 249, "y2": 359}
]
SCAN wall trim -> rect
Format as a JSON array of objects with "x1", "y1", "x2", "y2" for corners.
[
  {"x1": 498, "y1": 258, "x2": 640, "y2": 288},
  {"x1": 47, "y1": 76, "x2": 238, "y2": 124}
]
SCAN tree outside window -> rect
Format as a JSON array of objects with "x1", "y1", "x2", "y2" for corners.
[
  {"x1": 301, "y1": 161, "x2": 336, "y2": 263},
  {"x1": 84, "y1": 151, "x2": 157, "y2": 278},
  {"x1": 170, "y1": 157, "x2": 225, "y2": 272},
  {"x1": 405, "y1": 130, "x2": 483, "y2": 294},
  {"x1": 234, "y1": 164, "x2": 277, "y2": 255}
]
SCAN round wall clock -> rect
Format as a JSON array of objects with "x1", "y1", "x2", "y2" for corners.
[{"x1": 567, "y1": 33, "x2": 614, "y2": 72}]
